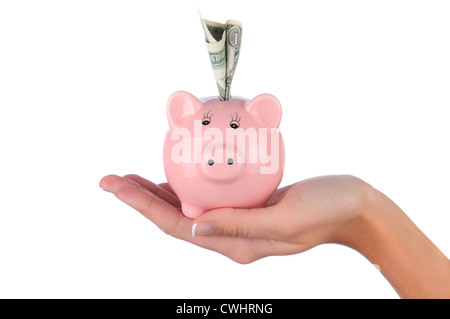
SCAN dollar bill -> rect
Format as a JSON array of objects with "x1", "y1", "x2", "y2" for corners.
[{"x1": 200, "y1": 15, "x2": 242, "y2": 101}]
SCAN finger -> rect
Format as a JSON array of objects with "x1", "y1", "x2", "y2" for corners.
[
  {"x1": 100, "y1": 174, "x2": 147, "y2": 193},
  {"x1": 106, "y1": 178, "x2": 307, "y2": 263},
  {"x1": 114, "y1": 185, "x2": 192, "y2": 240},
  {"x1": 191, "y1": 236, "x2": 307, "y2": 264},
  {"x1": 112, "y1": 184, "x2": 263, "y2": 259},
  {"x1": 158, "y1": 182, "x2": 176, "y2": 195},
  {"x1": 123, "y1": 174, "x2": 181, "y2": 208},
  {"x1": 192, "y1": 202, "x2": 290, "y2": 240}
]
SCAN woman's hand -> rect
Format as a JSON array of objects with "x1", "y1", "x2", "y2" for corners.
[
  {"x1": 99, "y1": 174, "x2": 372, "y2": 264},
  {"x1": 99, "y1": 174, "x2": 450, "y2": 298}
]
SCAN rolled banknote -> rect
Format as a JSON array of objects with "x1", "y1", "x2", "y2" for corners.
[{"x1": 200, "y1": 15, "x2": 242, "y2": 101}]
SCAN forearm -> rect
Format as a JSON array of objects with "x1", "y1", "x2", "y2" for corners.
[{"x1": 348, "y1": 188, "x2": 450, "y2": 298}]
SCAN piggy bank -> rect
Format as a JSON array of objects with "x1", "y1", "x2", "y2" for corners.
[{"x1": 163, "y1": 91, "x2": 285, "y2": 218}]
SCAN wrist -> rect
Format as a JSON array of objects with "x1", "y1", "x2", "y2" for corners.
[
  {"x1": 345, "y1": 185, "x2": 392, "y2": 258},
  {"x1": 332, "y1": 179, "x2": 385, "y2": 255},
  {"x1": 335, "y1": 181, "x2": 450, "y2": 298}
]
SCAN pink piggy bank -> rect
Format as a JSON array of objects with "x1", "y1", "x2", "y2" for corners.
[{"x1": 163, "y1": 91, "x2": 285, "y2": 218}]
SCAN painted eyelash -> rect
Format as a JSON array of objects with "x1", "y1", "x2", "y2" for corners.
[
  {"x1": 231, "y1": 112, "x2": 240, "y2": 122},
  {"x1": 203, "y1": 109, "x2": 213, "y2": 119}
]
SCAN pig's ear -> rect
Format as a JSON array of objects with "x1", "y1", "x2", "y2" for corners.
[
  {"x1": 245, "y1": 94, "x2": 282, "y2": 128},
  {"x1": 167, "y1": 91, "x2": 203, "y2": 129}
]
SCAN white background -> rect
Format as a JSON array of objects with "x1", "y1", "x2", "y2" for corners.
[{"x1": 1, "y1": 0, "x2": 449, "y2": 299}]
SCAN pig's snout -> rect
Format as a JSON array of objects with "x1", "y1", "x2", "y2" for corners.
[{"x1": 200, "y1": 144, "x2": 243, "y2": 182}]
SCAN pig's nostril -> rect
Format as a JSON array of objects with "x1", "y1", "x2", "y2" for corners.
[
  {"x1": 227, "y1": 158, "x2": 234, "y2": 165},
  {"x1": 208, "y1": 159, "x2": 214, "y2": 166}
]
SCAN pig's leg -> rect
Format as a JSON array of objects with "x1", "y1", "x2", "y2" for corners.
[{"x1": 181, "y1": 203, "x2": 204, "y2": 219}]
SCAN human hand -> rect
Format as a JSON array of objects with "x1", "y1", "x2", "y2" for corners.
[
  {"x1": 99, "y1": 174, "x2": 372, "y2": 264},
  {"x1": 100, "y1": 173, "x2": 450, "y2": 298}
]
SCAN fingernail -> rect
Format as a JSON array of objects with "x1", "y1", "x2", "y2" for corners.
[{"x1": 192, "y1": 223, "x2": 214, "y2": 237}]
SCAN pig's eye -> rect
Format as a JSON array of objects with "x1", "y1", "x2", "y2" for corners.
[
  {"x1": 202, "y1": 110, "x2": 213, "y2": 126},
  {"x1": 230, "y1": 112, "x2": 240, "y2": 129}
]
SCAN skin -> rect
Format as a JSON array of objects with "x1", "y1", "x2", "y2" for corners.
[{"x1": 99, "y1": 174, "x2": 450, "y2": 299}]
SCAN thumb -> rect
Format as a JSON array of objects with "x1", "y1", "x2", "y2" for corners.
[{"x1": 191, "y1": 204, "x2": 286, "y2": 240}]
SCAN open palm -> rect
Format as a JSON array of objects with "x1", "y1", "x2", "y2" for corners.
[{"x1": 100, "y1": 174, "x2": 369, "y2": 264}]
